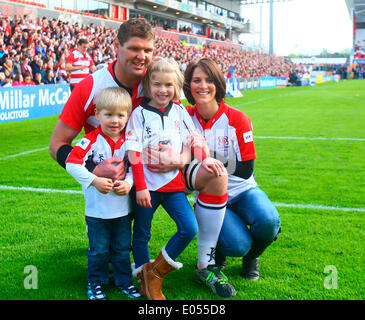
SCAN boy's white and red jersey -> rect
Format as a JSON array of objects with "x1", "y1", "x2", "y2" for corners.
[
  {"x1": 186, "y1": 100, "x2": 258, "y2": 202},
  {"x1": 59, "y1": 61, "x2": 145, "y2": 134},
  {"x1": 126, "y1": 99, "x2": 196, "y2": 191},
  {"x1": 66, "y1": 126, "x2": 133, "y2": 219},
  {"x1": 66, "y1": 49, "x2": 95, "y2": 87}
]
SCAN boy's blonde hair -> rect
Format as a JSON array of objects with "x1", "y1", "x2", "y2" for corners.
[
  {"x1": 95, "y1": 87, "x2": 132, "y2": 115},
  {"x1": 142, "y1": 57, "x2": 184, "y2": 101}
]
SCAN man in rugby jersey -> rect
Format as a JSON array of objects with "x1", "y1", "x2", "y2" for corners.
[{"x1": 65, "y1": 38, "x2": 96, "y2": 91}]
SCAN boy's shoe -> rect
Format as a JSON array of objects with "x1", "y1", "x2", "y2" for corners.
[
  {"x1": 241, "y1": 257, "x2": 260, "y2": 281},
  {"x1": 195, "y1": 264, "x2": 236, "y2": 298},
  {"x1": 87, "y1": 283, "x2": 107, "y2": 300},
  {"x1": 118, "y1": 284, "x2": 143, "y2": 299}
]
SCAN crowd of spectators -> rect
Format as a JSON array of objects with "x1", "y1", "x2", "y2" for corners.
[
  {"x1": 154, "y1": 37, "x2": 293, "y2": 78},
  {"x1": 0, "y1": 14, "x2": 294, "y2": 88},
  {"x1": 0, "y1": 14, "x2": 118, "y2": 87}
]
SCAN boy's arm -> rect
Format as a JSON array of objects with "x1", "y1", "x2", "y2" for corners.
[{"x1": 66, "y1": 162, "x2": 96, "y2": 189}]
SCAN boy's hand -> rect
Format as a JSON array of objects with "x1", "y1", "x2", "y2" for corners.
[
  {"x1": 91, "y1": 177, "x2": 113, "y2": 194},
  {"x1": 136, "y1": 189, "x2": 152, "y2": 208},
  {"x1": 113, "y1": 180, "x2": 130, "y2": 196}
]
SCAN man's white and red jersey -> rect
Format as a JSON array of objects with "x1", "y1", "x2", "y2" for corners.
[
  {"x1": 66, "y1": 48, "x2": 95, "y2": 87},
  {"x1": 186, "y1": 100, "x2": 258, "y2": 202},
  {"x1": 65, "y1": 126, "x2": 133, "y2": 219},
  {"x1": 59, "y1": 61, "x2": 145, "y2": 134},
  {"x1": 126, "y1": 99, "x2": 196, "y2": 191}
]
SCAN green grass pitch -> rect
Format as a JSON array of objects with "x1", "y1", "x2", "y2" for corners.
[{"x1": 0, "y1": 80, "x2": 364, "y2": 300}]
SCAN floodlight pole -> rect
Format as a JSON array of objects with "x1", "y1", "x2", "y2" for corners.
[{"x1": 269, "y1": 0, "x2": 274, "y2": 54}]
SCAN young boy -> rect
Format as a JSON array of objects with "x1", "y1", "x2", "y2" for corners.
[{"x1": 65, "y1": 87, "x2": 142, "y2": 300}]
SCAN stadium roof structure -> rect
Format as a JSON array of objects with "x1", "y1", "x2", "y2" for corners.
[{"x1": 346, "y1": 0, "x2": 365, "y2": 27}]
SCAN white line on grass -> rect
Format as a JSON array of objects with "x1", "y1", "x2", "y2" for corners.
[
  {"x1": 255, "y1": 136, "x2": 365, "y2": 141},
  {"x1": 1, "y1": 185, "x2": 364, "y2": 213},
  {"x1": 0, "y1": 147, "x2": 48, "y2": 161}
]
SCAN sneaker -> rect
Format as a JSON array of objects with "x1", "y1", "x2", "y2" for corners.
[
  {"x1": 195, "y1": 265, "x2": 237, "y2": 298},
  {"x1": 87, "y1": 283, "x2": 107, "y2": 300},
  {"x1": 118, "y1": 284, "x2": 143, "y2": 299},
  {"x1": 241, "y1": 257, "x2": 260, "y2": 280}
]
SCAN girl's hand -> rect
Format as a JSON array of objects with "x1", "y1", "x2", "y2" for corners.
[{"x1": 136, "y1": 189, "x2": 152, "y2": 208}]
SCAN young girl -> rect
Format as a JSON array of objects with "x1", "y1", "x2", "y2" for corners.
[{"x1": 125, "y1": 58, "x2": 200, "y2": 300}]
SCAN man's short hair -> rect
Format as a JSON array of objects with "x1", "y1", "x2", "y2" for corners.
[
  {"x1": 78, "y1": 38, "x2": 88, "y2": 46},
  {"x1": 117, "y1": 18, "x2": 155, "y2": 46},
  {"x1": 183, "y1": 58, "x2": 226, "y2": 106}
]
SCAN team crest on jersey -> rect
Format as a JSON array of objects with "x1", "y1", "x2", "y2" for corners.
[
  {"x1": 217, "y1": 136, "x2": 229, "y2": 152},
  {"x1": 243, "y1": 131, "x2": 253, "y2": 143},
  {"x1": 76, "y1": 138, "x2": 91, "y2": 150}
]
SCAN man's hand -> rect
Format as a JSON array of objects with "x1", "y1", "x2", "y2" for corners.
[
  {"x1": 136, "y1": 189, "x2": 152, "y2": 208},
  {"x1": 113, "y1": 180, "x2": 130, "y2": 196},
  {"x1": 92, "y1": 158, "x2": 126, "y2": 181},
  {"x1": 91, "y1": 177, "x2": 113, "y2": 194},
  {"x1": 145, "y1": 145, "x2": 185, "y2": 173}
]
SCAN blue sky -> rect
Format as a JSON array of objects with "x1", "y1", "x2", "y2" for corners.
[{"x1": 240, "y1": 0, "x2": 353, "y2": 56}]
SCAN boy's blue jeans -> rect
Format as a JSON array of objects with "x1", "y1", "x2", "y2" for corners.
[
  {"x1": 132, "y1": 191, "x2": 198, "y2": 268},
  {"x1": 217, "y1": 187, "x2": 281, "y2": 260},
  {"x1": 86, "y1": 215, "x2": 132, "y2": 288}
]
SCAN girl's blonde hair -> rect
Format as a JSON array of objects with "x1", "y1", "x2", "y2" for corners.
[
  {"x1": 142, "y1": 57, "x2": 184, "y2": 101},
  {"x1": 95, "y1": 87, "x2": 132, "y2": 115}
]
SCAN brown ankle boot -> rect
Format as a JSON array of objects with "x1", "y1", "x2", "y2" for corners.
[{"x1": 142, "y1": 247, "x2": 182, "y2": 300}]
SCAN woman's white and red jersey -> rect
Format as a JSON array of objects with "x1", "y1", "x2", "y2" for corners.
[
  {"x1": 126, "y1": 99, "x2": 197, "y2": 192},
  {"x1": 66, "y1": 48, "x2": 95, "y2": 87},
  {"x1": 65, "y1": 126, "x2": 133, "y2": 219},
  {"x1": 186, "y1": 100, "x2": 258, "y2": 202},
  {"x1": 59, "y1": 61, "x2": 145, "y2": 134}
]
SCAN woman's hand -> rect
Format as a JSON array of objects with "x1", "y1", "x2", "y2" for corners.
[{"x1": 201, "y1": 157, "x2": 227, "y2": 177}]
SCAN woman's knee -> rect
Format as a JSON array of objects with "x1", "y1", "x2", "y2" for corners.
[
  {"x1": 253, "y1": 207, "x2": 281, "y2": 242},
  {"x1": 218, "y1": 237, "x2": 252, "y2": 257},
  {"x1": 195, "y1": 166, "x2": 228, "y2": 195}
]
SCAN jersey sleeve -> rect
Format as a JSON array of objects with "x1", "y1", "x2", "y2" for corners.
[
  {"x1": 230, "y1": 109, "x2": 257, "y2": 161},
  {"x1": 59, "y1": 76, "x2": 94, "y2": 132},
  {"x1": 66, "y1": 134, "x2": 94, "y2": 165},
  {"x1": 125, "y1": 108, "x2": 144, "y2": 152}
]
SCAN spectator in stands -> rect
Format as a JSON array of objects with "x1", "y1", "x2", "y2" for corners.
[
  {"x1": 32, "y1": 58, "x2": 46, "y2": 82},
  {"x1": 12, "y1": 73, "x2": 23, "y2": 86},
  {"x1": 21, "y1": 56, "x2": 32, "y2": 78},
  {"x1": 34, "y1": 72, "x2": 44, "y2": 85},
  {"x1": 21, "y1": 72, "x2": 35, "y2": 86},
  {"x1": 44, "y1": 69, "x2": 56, "y2": 84},
  {"x1": 65, "y1": 38, "x2": 96, "y2": 91}
]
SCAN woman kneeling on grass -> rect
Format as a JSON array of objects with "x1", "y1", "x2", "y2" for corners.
[{"x1": 183, "y1": 58, "x2": 281, "y2": 280}]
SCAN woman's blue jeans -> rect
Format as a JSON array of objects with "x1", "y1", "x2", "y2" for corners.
[
  {"x1": 217, "y1": 187, "x2": 281, "y2": 260},
  {"x1": 132, "y1": 191, "x2": 198, "y2": 268}
]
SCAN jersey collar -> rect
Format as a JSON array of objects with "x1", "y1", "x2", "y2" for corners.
[{"x1": 194, "y1": 100, "x2": 228, "y2": 130}]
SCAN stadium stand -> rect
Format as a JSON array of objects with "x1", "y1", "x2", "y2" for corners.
[{"x1": 0, "y1": 13, "x2": 295, "y2": 88}]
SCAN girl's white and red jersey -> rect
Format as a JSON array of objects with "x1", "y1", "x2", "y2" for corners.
[
  {"x1": 66, "y1": 126, "x2": 133, "y2": 219},
  {"x1": 186, "y1": 100, "x2": 258, "y2": 202},
  {"x1": 59, "y1": 61, "x2": 145, "y2": 134},
  {"x1": 126, "y1": 99, "x2": 196, "y2": 191},
  {"x1": 66, "y1": 49, "x2": 95, "y2": 87}
]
